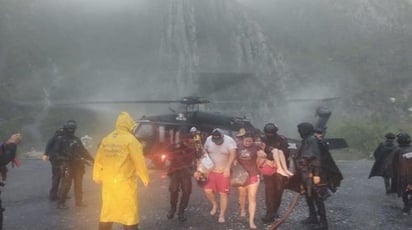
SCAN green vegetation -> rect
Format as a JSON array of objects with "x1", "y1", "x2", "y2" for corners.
[{"x1": 329, "y1": 114, "x2": 412, "y2": 158}]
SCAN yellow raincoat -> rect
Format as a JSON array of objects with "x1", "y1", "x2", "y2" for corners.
[{"x1": 93, "y1": 112, "x2": 150, "y2": 225}]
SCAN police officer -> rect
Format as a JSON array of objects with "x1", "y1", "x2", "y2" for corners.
[
  {"x1": 42, "y1": 128, "x2": 64, "y2": 201},
  {"x1": 54, "y1": 120, "x2": 93, "y2": 209},
  {"x1": 296, "y1": 122, "x2": 328, "y2": 230},
  {"x1": 261, "y1": 123, "x2": 290, "y2": 223}
]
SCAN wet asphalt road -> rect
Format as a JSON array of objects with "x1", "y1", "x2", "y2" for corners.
[{"x1": 2, "y1": 158, "x2": 412, "y2": 230}]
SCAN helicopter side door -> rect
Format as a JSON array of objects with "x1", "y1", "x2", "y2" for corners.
[{"x1": 135, "y1": 123, "x2": 181, "y2": 169}]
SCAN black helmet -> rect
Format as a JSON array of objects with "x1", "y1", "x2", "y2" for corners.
[
  {"x1": 55, "y1": 127, "x2": 64, "y2": 136},
  {"x1": 397, "y1": 132, "x2": 411, "y2": 145},
  {"x1": 263, "y1": 123, "x2": 278, "y2": 134},
  {"x1": 384, "y1": 132, "x2": 396, "y2": 140},
  {"x1": 297, "y1": 122, "x2": 314, "y2": 139},
  {"x1": 63, "y1": 120, "x2": 77, "y2": 135},
  {"x1": 314, "y1": 128, "x2": 324, "y2": 134}
]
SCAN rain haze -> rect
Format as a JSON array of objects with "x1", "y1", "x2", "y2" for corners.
[
  {"x1": 1, "y1": 1, "x2": 412, "y2": 230},
  {"x1": 1, "y1": 0, "x2": 411, "y2": 147}
]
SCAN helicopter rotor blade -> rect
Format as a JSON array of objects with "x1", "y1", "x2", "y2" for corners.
[
  {"x1": 286, "y1": 97, "x2": 340, "y2": 102},
  {"x1": 10, "y1": 96, "x2": 211, "y2": 108},
  {"x1": 52, "y1": 96, "x2": 211, "y2": 106},
  {"x1": 54, "y1": 100, "x2": 183, "y2": 105}
]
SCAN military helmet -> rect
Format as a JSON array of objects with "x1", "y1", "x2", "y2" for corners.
[
  {"x1": 297, "y1": 122, "x2": 314, "y2": 139},
  {"x1": 63, "y1": 120, "x2": 77, "y2": 134},
  {"x1": 263, "y1": 123, "x2": 278, "y2": 134},
  {"x1": 384, "y1": 132, "x2": 396, "y2": 140},
  {"x1": 396, "y1": 132, "x2": 411, "y2": 145}
]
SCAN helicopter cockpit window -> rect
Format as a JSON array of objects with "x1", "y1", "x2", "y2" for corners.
[{"x1": 135, "y1": 123, "x2": 154, "y2": 140}]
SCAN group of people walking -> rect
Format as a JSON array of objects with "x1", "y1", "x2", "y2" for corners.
[
  {"x1": 40, "y1": 112, "x2": 343, "y2": 230},
  {"x1": 167, "y1": 122, "x2": 343, "y2": 230},
  {"x1": 369, "y1": 131, "x2": 412, "y2": 214}
]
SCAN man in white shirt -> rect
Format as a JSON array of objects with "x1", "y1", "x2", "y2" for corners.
[{"x1": 202, "y1": 128, "x2": 237, "y2": 223}]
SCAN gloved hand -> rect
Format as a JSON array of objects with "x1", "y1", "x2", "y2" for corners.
[{"x1": 313, "y1": 176, "x2": 320, "y2": 185}]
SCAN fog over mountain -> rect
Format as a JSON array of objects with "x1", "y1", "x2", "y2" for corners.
[{"x1": 0, "y1": 0, "x2": 411, "y2": 147}]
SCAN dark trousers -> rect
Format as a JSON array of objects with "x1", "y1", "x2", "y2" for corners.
[
  {"x1": 391, "y1": 171, "x2": 398, "y2": 193},
  {"x1": 402, "y1": 190, "x2": 412, "y2": 213},
  {"x1": 168, "y1": 168, "x2": 192, "y2": 214},
  {"x1": 305, "y1": 187, "x2": 328, "y2": 228},
  {"x1": 49, "y1": 161, "x2": 61, "y2": 200},
  {"x1": 98, "y1": 222, "x2": 138, "y2": 230},
  {"x1": 263, "y1": 174, "x2": 286, "y2": 216},
  {"x1": 57, "y1": 162, "x2": 72, "y2": 205},
  {"x1": 72, "y1": 165, "x2": 85, "y2": 205}
]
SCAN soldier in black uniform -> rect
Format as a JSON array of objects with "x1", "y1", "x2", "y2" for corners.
[
  {"x1": 261, "y1": 123, "x2": 290, "y2": 223},
  {"x1": 43, "y1": 128, "x2": 64, "y2": 201},
  {"x1": 392, "y1": 132, "x2": 412, "y2": 214},
  {"x1": 296, "y1": 122, "x2": 342, "y2": 230},
  {"x1": 54, "y1": 120, "x2": 94, "y2": 209},
  {"x1": 368, "y1": 132, "x2": 397, "y2": 194}
]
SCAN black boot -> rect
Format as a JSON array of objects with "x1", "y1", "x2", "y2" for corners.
[
  {"x1": 402, "y1": 202, "x2": 411, "y2": 215},
  {"x1": 261, "y1": 213, "x2": 277, "y2": 223},
  {"x1": 301, "y1": 216, "x2": 319, "y2": 225},
  {"x1": 315, "y1": 198, "x2": 328, "y2": 230},
  {"x1": 178, "y1": 211, "x2": 187, "y2": 222},
  {"x1": 302, "y1": 195, "x2": 318, "y2": 225},
  {"x1": 167, "y1": 190, "x2": 178, "y2": 219},
  {"x1": 177, "y1": 203, "x2": 188, "y2": 222},
  {"x1": 314, "y1": 221, "x2": 328, "y2": 230}
]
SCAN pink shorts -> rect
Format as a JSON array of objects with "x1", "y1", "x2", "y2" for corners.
[
  {"x1": 204, "y1": 171, "x2": 230, "y2": 194},
  {"x1": 246, "y1": 175, "x2": 259, "y2": 186}
]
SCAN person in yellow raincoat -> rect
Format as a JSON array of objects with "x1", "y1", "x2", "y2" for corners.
[{"x1": 93, "y1": 112, "x2": 150, "y2": 230}]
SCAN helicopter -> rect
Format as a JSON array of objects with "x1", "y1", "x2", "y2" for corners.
[
  {"x1": 131, "y1": 96, "x2": 258, "y2": 168},
  {"x1": 17, "y1": 94, "x2": 347, "y2": 169},
  {"x1": 117, "y1": 96, "x2": 347, "y2": 169}
]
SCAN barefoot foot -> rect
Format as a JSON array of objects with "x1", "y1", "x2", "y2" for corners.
[{"x1": 210, "y1": 205, "x2": 217, "y2": 216}]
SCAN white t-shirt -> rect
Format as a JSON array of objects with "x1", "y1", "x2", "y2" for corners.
[{"x1": 204, "y1": 135, "x2": 237, "y2": 172}]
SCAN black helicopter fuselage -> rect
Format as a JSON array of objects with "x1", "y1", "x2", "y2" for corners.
[
  {"x1": 134, "y1": 106, "x2": 347, "y2": 169},
  {"x1": 139, "y1": 111, "x2": 255, "y2": 133},
  {"x1": 134, "y1": 110, "x2": 256, "y2": 169}
]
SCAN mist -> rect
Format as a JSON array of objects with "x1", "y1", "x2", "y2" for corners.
[{"x1": 1, "y1": 0, "x2": 411, "y2": 148}]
